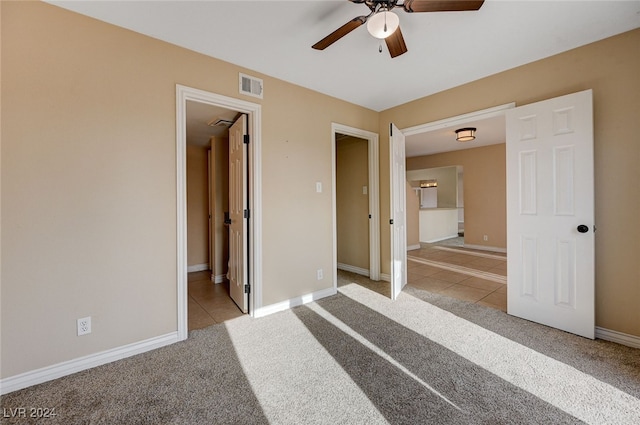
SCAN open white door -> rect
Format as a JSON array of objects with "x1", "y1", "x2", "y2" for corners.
[
  {"x1": 506, "y1": 89, "x2": 594, "y2": 338},
  {"x1": 390, "y1": 123, "x2": 407, "y2": 300},
  {"x1": 229, "y1": 114, "x2": 248, "y2": 313}
]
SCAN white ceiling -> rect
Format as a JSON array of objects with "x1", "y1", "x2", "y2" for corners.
[
  {"x1": 47, "y1": 0, "x2": 640, "y2": 113},
  {"x1": 405, "y1": 112, "x2": 506, "y2": 157},
  {"x1": 47, "y1": 1, "x2": 640, "y2": 154},
  {"x1": 186, "y1": 101, "x2": 239, "y2": 146}
]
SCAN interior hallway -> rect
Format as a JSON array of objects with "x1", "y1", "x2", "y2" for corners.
[
  {"x1": 190, "y1": 239, "x2": 507, "y2": 331},
  {"x1": 188, "y1": 271, "x2": 243, "y2": 331}
]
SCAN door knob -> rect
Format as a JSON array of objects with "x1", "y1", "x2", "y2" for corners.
[{"x1": 577, "y1": 224, "x2": 589, "y2": 233}]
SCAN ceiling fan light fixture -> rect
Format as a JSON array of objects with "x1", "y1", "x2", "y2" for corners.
[
  {"x1": 455, "y1": 127, "x2": 476, "y2": 142},
  {"x1": 367, "y1": 9, "x2": 400, "y2": 39}
]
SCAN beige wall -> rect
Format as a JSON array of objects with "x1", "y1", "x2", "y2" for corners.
[
  {"x1": 407, "y1": 166, "x2": 458, "y2": 208},
  {"x1": 186, "y1": 145, "x2": 209, "y2": 267},
  {"x1": 336, "y1": 136, "x2": 369, "y2": 271},
  {"x1": 380, "y1": 29, "x2": 640, "y2": 337},
  {"x1": 407, "y1": 145, "x2": 506, "y2": 248},
  {"x1": 1, "y1": 2, "x2": 378, "y2": 378}
]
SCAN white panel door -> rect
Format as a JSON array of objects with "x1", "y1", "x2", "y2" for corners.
[
  {"x1": 390, "y1": 123, "x2": 407, "y2": 300},
  {"x1": 506, "y1": 89, "x2": 594, "y2": 338},
  {"x1": 229, "y1": 115, "x2": 248, "y2": 313}
]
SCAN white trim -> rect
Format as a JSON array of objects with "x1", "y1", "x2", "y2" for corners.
[
  {"x1": 402, "y1": 103, "x2": 516, "y2": 137},
  {"x1": 463, "y1": 243, "x2": 507, "y2": 253},
  {"x1": 407, "y1": 244, "x2": 421, "y2": 251},
  {"x1": 433, "y1": 246, "x2": 505, "y2": 260},
  {"x1": 380, "y1": 273, "x2": 391, "y2": 282},
  {"x1": 187, "y1": 263, "x2": 209, "y2": 273},
  {"x1": 337, "y1": 263, "x2": 370, "y2": 277},
  {"x1": 596, "y1": 327, "x2": 640, "y2": 349},
  {"x1": 176, "y1": 85, "x2": 262, "y2": 341},
  {"x1": 422, "y1": 234, "x2": 460, "y2": 244},
  {"x1": 253, "y1": 287, "x2": 336, "y2": 318},
  {"x1": 0, "y1": 332, "x2": 178, "y2": 395},
  {"x1": 331, "y1": 123, "x2": 381, "y2": 287},
  {"x1": 212, "y1": 273, "x2": 227, "y2": 284}
]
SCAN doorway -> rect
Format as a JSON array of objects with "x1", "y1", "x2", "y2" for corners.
[
  {"x1": 331, "y1": 123, "x2": 380, "y2": 290},
  {"x1": 176, "y1": 85, "x2": 262, "y2": 341}
]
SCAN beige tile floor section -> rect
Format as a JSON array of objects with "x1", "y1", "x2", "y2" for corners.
[
  {"x1": 188, "y1": 270, "x2": 244, "y2": 331},
  {"x1": 191, "y1": 240, "x2": 506, "y2": 331},
  {"x1": 339, "y1": 242, "x2": 507, "y2": 312},
  {"x1": 408, "y1": 243, "x2": 507, "y2": 311}
]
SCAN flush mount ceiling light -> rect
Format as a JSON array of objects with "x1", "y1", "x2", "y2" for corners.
[
  {"x1": 367, "y1": 9, "x2": 400, "y2": 39},
  {"x1": 455, "y1": 127, "x2": 476, "y2": 142}
]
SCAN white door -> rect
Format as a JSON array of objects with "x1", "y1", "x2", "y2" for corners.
[
  {"x1": 506, "y1": 89, "x2": 594, "y2": 338},
  {"x1": 229, "y1": 115, "x2": 248, "y2": 313},
  {"x1": 390, "y1": 123, "x2": 407, "y2": 300}
]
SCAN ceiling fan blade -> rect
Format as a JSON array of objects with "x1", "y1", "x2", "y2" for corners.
[
  {"x1": 385, "y1": 26, "x2": 408, "y2": 58},
  {"x1": 312, "y1": 16, "x2": 366, "y2": 50},
  {"x1": 403, "y1": 0, "x2": 484, "y2": 13}
]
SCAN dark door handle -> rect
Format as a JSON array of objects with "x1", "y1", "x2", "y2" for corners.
[{"x1": 577, "y1": 225, "x2": 589, "y2": 233}]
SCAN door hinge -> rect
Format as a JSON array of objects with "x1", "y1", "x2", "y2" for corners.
[
  {"x1": 243, "y1": 134, "x2": 250, "y2": 144},
  {"x1": 244, "y1": 284, "x2": 251, "y2": 294},
  {"x1": 244, "y1": 209, "x2": 250, "y2": 219},
  {"x1": 390, "y1": 219, "x2": 394, "y2": 225}
]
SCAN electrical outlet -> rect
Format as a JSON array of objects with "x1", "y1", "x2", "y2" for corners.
[
  {"x1": 317, "y1": 269, "x2": 323, "y2": 280},
  {"x1": 77, "y1": 316, "x2": 91, "y2": 336},
  {"x1": 483, "y1": 235, "x2": 488, "y2": 241}
]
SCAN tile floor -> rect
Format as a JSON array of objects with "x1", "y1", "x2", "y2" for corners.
[
  {"x1": 408, "y1": 242, "x2": 507, "y2": 311},
  {"x1": 188, "y1": 270, "x2": 244, "y2": 331},
  {"x1": 188, "y1": 240, "x2": 507, "y2": 331},
  {"x1": 338, "y1": 241, "x2": 508, "y2": 312}
]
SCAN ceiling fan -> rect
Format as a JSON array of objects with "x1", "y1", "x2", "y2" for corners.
[{"x1": 312, "y1": 0, "x2": 484, "y2": 58}]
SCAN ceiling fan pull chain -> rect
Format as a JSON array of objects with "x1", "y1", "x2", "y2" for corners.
[
  {"x1": 379, "y1": 43, "x2": 383, "y2": 53},
  {"x1": 383, "y1": 10, "x2": 388, "y2": 33}
]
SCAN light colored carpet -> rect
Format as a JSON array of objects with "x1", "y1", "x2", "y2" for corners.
[{"x1": 2, "y1": 283, "x2": 639, "y2": 424}]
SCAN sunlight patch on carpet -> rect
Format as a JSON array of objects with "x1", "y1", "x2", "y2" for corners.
[
  {"x1": 224, "y1": 310, "x2": 390, "y2": 425},
  {"x1": 338, "y1": 283, "x2": 640, "y2": 424},
  {"x1": 305, "y1": 301, "x2": 463, "y2": 411}
]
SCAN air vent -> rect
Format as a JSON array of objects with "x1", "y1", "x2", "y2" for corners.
[
  {"x1": 207, "y1": 118, "x2": 235, "y2": 127},
  {"x1": 239, "y1": 73, "x2": 263, "y2": 99}
]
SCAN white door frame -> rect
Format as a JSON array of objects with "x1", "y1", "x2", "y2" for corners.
[
  {"x1": 331, "y1": 123, "x2": 381, "y2": 287},
  {"x1": 176, "y1": 84, "x2": 262, "y2": 340},
  {"x1": 402, "y1": 103, "x2": 516, "y2": 137}
]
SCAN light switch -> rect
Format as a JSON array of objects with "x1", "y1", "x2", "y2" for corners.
[
  {"x1": 316, "y1": 182, "x2": 322, "y2": 193},
  {"x1": 363, "y1": 186, "x2": 368, "y2": 195}
]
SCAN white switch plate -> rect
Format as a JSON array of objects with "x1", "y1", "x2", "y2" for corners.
[
  {"x1": 363, "y1": 186, "x2": 368, "y2": 195},
  {"x1": 316, "y1": 182, "x2": 322, "y2": 193}
]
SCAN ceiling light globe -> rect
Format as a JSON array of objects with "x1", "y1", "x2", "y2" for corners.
[
  {"x1": 455, "y1": 127, "x2": 476, "y2": 142},
  {"x1": 367, "y1": 10, "x2": 400, "y2": 39}
]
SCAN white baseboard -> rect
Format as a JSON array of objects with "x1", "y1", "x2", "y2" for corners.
[
  {"x1": 0, "y1": 332, "x2": 178, "y2": 395},
  {"x1": 596, "y1": 327, "x2": 640, "y2": 349},
  {"x1": 187, "y1": 263, "x2": 209, "y2": 273},
  {"x1": 380, "y1": 273, "x2": 391, "y2": 282},
  {"x1": 253, "y1": 287, "x2": 337, "y2": 318},
  {"x1": 463, "y1": 243, "x2": 507, "y2": 254},
  {"x1": 212, "y1": 273, "x2": 227, "y2": 284},
  {"x1": 337, "y1": 263, "x2": 370, "y2": 277},
  {"x1": 421, "y1": 234, "x2": 459, "y2": 243},
  {"x1": 407, "y1": 244, "x2": 421, "y2": 251}
]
